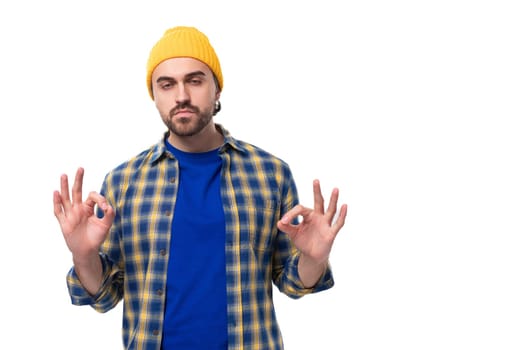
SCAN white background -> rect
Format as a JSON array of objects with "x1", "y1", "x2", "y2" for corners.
[{"x1": 1, "y1": 0, "x2": 524, "y2": 349}]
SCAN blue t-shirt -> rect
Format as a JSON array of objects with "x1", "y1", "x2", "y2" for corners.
[{"x1": 161, "y1": 141, "x2": 227, "y2": 349}]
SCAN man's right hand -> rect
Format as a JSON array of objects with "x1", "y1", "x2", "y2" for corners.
[{"x1": 53, "y1": 167, "x2": 115, "y2": 262}]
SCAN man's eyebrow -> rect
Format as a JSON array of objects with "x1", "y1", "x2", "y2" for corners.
[
  {"x1": 156, "y1": 76, "x2": 175, "y2": 83},
  {"x1": 185, "y1": 70, "x2": 206, "y2": 79},
  {"x1": 156, "y1": 70, "x2": 207, "y2": 83}
]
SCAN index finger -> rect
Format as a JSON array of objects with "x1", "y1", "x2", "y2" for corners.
[{"x1": 280, "y1": 204, "x2": 311, "y2": 225}]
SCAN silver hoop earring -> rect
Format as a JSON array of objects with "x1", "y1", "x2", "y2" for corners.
[{"x1": 214, "y1": 101, "x2": 222, "y2": 115}]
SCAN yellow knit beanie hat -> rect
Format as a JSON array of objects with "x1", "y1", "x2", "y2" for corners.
[{"x1": 146, "y1": 26, "x2": 223, "y2": 99}]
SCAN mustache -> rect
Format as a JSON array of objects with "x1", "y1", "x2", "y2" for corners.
[{"x1": 169, "y1": 102, "x2": 199, "y2": 117}]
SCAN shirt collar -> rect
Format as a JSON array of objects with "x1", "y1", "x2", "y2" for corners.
[{"x1": 149, "y1": 123, "x2": 247, "y2": 165}]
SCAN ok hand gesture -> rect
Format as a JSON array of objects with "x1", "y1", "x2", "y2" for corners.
[
  {"x1": 53, "y1": 167, "x2": 115, "y2": 259},
  {"x1": 278, "y1": 180, "x2": 347, "y2": 264}
]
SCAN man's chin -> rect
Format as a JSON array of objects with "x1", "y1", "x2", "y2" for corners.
[{"x1": 170, "y1": 122, "x2": 203, "y2": 137}]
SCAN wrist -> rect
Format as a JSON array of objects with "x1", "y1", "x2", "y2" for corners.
[
  {"x1": 72, "y1": 251, "x2": 100, "y2": 268},
  {"x1": 299, "y1": 253, "x2": 329, "y2": 269}
]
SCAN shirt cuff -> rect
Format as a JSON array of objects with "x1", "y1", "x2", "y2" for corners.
[
  {"x1": 66, "y1": 253, "x2": 111, "y2": 306},
  {"x1": 283, "y1": 252, "x2": 335, "y2": 298}
]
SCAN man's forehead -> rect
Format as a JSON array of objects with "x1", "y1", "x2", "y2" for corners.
[{"x1": 153, "y1": 57, "x2": 213, "y2": 78}]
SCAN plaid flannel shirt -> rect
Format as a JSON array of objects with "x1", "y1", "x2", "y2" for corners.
[{"x1": 66, "y1": 124, "x2": 334, "y2": 349}]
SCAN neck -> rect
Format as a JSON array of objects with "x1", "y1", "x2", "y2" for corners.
[{"x1": 167, "y1": 122, "x2": 223, "y2": 153}]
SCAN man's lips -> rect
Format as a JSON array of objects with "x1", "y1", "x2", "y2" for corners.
[{"x1": 172, "y1": 109, "x2": 196, "y2": 117}]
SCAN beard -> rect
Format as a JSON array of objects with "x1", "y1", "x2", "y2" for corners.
[{"x1": 162, "y1": 101, "x2": 214, "y2": 137}]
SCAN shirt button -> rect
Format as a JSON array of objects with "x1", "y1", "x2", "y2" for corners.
[
  {"x1": 159, "y1": 249, "x2": 167, "y2": 256},
  {"x1": 156, "y1": 289, "x2": 163, "y2": 296},
  {"x1": 153, "y1": 329, "x2": 159, "y2": 336},
  {"x1": 169, "y1": 177, "x2": 176, "y2": 183},
  {"x1": 164, "y1": 210, "x2": 171, "y2": 216}
]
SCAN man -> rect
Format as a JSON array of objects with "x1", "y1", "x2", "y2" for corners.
[{"x1": 53, "y1": 26, "x2": 347, "y2": 349}]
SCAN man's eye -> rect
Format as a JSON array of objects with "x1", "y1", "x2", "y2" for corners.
[{"x1": 161, "y1": 83, "x2": 173, "y2": 89}]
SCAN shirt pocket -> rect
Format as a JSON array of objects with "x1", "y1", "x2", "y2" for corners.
[{"x1": 238, "y1": 198, "x2": 279, "y2": 251}]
